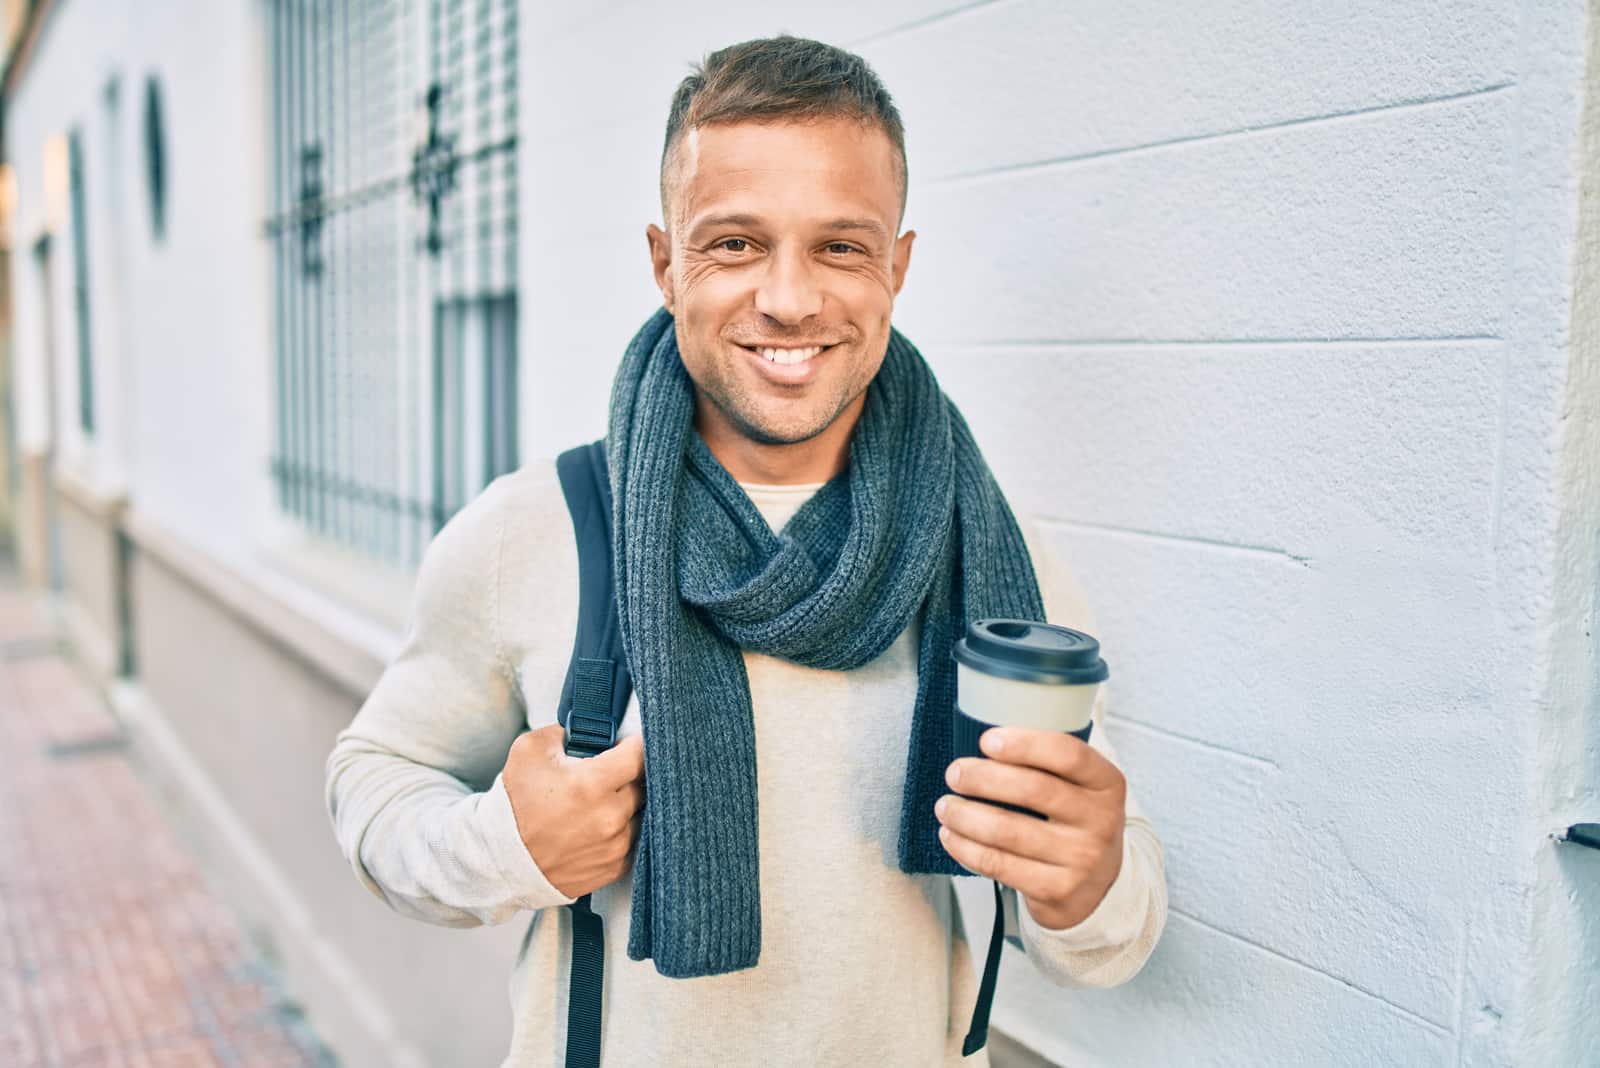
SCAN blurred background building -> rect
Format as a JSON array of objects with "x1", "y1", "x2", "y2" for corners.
[{"x1": 0, "y1": 2, "x2": 1596, "y2": 1067}]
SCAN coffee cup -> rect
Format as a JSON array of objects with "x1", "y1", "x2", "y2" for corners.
[{"x1": 951, "y1": 618, "x2": 1109, "y2": 818}]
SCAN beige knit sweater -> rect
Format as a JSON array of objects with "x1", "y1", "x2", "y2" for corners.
[{"x1": 324, "y1": 458, "x2": 1167, "y2": 1067}]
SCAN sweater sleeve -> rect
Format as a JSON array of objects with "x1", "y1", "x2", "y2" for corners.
[
  {"x1": 323, "y1": 473, "x2": 576, "y2": 927},
  {"x1": 999, "y1": 515, "x2": 1170, "y2": 987}
]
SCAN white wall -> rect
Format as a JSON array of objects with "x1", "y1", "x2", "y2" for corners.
[
  {"x1": 519, "y1": 2, "x2": 1597, "y2": 1065},
  {"x1": 4, "y1": 0, "x2": 274, "y2": 563}
]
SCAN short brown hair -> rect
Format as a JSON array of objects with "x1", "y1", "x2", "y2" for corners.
[{"x1": 659, "y1": 34, "x2": 908, "y2": 231}]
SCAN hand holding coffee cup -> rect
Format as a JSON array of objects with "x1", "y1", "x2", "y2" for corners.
[
  {"x1": 950, "y1": 618, "x2": 1109, "y2": 818},
  {"x1": 936, "y1": 617, "x2": 1127, "y2": 933}
]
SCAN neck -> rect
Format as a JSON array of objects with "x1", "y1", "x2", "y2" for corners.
[{"x1": 694, "y1": 393, "x2": 864, "y2": 485}]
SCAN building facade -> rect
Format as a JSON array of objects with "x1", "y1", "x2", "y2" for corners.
[{"x1": 2, "y1": 1, "x2": 1597, "y2": 1066}]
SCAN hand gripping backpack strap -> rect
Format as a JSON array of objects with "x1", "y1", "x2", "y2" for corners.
[{"x1": 554, "y1": 438, "x2": 632, "y2": 1068}]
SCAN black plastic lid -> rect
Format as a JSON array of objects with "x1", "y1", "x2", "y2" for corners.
[{"x1": 952, "y1": 618, "x2": 1109, "y2": 686}]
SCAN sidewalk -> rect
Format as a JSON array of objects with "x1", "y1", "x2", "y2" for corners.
[{"x1": 0, "y1": 564, "x2": 338, "y2": 1068}]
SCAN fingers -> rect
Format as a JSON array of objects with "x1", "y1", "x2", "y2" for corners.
[
  {"x1": 603, "y1": 812, "x2": 642, "y2": 882},
  {"x1": 590, "y1": 731, "x2": 645, "y2": 787},
  {"x1": 937, "y1": 824, "x2": 1076, "y2": 904},
  {"x1": 946, "y1": 755, "x2": 1085, "y2": 824},
  {"x1": 978, "y1": 726, "x2": 1123, "y2": 792},
  {"x1": 935, "y1": 793, "x2": 1093, "y2": 869},
  {"x1": 604, "y1": 806, "x2": 642, "y2": 863}
]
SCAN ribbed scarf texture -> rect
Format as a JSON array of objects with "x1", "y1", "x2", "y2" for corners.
[{"x1": 608, "y1": 305, "x2": 1045, "y2": 978}]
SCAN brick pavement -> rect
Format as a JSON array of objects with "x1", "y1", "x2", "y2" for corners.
[{"x1": 0, "y1": 568, "x2": 339, "y2": 1068}]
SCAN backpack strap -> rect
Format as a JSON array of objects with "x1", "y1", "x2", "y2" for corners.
[
  {"x1": 962, "y1": 880, "x2": 1006, "y2": 1056},
  {"x1": 556, "y1": 439, "x2": 631, "y2": 757},
  {"x1": 553, "y1": 438, "x2": 631, "y2": 1068}
]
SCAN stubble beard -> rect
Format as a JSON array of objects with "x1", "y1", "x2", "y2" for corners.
[
  {"x1": 698, "y1": 346, "x2": 871, "y2": 448},
  {"x1": 701, "y1": 376, "x2": 853, "y2": 447}
]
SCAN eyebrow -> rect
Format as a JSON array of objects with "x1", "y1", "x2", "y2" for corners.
[
  {"x1": 823, "y1": 217, "x2": 890, "y2": 239},
  {"x1": 688, "y1": 212, "x2": 889, "y2": 240},
  {"x1": 690, "y1": 212, "x2": 763, "y2": 234}
]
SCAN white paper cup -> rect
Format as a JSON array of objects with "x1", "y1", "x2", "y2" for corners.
[
  {"x1": 951, "y1": 619, "x2": 1108, "y2": 818},
  {"x1": 954, "y1": 661, "x2": 1099, "y2": 735}
]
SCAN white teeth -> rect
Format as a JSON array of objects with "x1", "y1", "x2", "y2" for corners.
[{"x1": 757, "y1": 345, "x2": 824, "y2": 365}]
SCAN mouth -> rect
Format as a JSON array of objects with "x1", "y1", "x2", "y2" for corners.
[{"x1": 733, "y1": 341, "x2": 842, "y2": 384}]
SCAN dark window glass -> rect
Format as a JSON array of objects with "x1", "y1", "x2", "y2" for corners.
[
  {"x1": 142, "y1": 77, "x2": 167, "y2": 242},
  {"x1": 67, "y1": 130, "x2": 95, "y2": 436}
]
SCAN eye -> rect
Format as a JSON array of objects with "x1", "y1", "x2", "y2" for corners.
[
  {"x1": 716, "y1": 238, "x2": 750, "y2": 253},
  {"x1": 825, "y1": 242, "x2": 861, "y2": 256}
]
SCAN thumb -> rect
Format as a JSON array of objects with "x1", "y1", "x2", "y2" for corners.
[{"x1": 588, "y1": 730, "x2": 645, "y2": 787}]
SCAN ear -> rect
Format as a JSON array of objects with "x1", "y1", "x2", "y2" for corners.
[
  {"x1": 646, "y1": 223, "x2": 675, "y2": 313},
  {"x1": 890, "y1": 228, "x2": 916, "y2": 299}
]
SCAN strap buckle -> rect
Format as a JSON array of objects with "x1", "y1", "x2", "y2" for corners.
[{"x1": 564, "y1": 710, "x2": 617, "y2": 758}]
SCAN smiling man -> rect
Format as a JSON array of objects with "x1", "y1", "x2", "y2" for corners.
[
  {"x1": 326, "y1": 34, "x2": 1167, "y2": 1068},
  {"x1": 648, "y1": 115, "x2": 910, "y2": 479}
]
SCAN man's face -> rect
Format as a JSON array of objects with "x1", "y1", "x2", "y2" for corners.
[{"x1": 646, "y1": 117, "x2": 915, "y2": 447}]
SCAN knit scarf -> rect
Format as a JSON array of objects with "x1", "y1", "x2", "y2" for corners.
[{"x1": 608, "y1": 305, "x2": 1045, "y2": 978}]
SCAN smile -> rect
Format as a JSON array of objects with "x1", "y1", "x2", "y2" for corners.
[
  {"x1": 755, "y1": 345, "x2": 824, "y2": 365},
  {"x1": 735, "y1": 341, "x2": 839, "y2": 384}
]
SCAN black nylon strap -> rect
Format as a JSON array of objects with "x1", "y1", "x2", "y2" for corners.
[
  {"x1": 554, "y1": 440, "x2": 630, "y2": 1068},
  {"x1": 556, "y1": 442, "x2": 629, "y2": 755},
  {"x1": 962, "y1": 879, "x2": 1007, "y2": 1057},
  {"x1": 566, "y1": 658, "x2": 618, "y2": 756},
  {"x1": 960, "y1": 720, "x2": 1094, "y2": 1054},
  {"x1": 565, "y1": 893, "x2": 605, "y2": 1068}
]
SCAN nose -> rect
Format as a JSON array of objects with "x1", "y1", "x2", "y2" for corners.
[{"x1": 752, "y1": 242, "x2": 824, "y2": 325}]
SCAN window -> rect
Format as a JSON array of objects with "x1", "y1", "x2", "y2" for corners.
[
  {"x1": 67, "y1": 129, "x2": 94, "y2": 436},
  {"x1": 264, "y1": 0, "x2": 520, "y2": 570},
  {"x1": 142, "y1": 76, "x2": 167, "y2": 243}
]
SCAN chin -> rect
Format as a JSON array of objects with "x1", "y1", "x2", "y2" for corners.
[
  {"x1": 729, "y1": 406, "x2": 837, "y2": 447},
  {"x1": 737, "y1": 418, "x2": 829, "y2": 447}
]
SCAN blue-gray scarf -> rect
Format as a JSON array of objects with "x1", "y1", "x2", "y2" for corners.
[{"x1": 608, "y1": 305, "x2": 1044, "y2": 978}]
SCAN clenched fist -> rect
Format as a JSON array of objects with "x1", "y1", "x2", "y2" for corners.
[{"x1": 502, "y1": 722, "x2": 645, "y2": 899}]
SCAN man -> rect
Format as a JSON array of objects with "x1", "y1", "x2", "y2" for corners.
[{"x1": 326, "y1": 34, "x2": 1167, "y2": 1067}]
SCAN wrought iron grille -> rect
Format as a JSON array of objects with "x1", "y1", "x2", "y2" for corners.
[{"x1": 264, "y1": 0, "x2": 519, "y2": 570}]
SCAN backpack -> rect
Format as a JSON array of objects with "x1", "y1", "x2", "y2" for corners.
[{"x1": 551, "y1": 438, "x2": 1004, "y2": 1066}]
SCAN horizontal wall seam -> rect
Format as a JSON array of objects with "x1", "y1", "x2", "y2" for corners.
[
  {"x1": 928, "y1": 335, "x2": 1504, "y2": 349},
  {"x1": 1034, "y1": 515, "x2": 1312, "y2": 565},
  {"x1": 1099, "y1": 715, "x2": 1281, "y2": 774},
  {"x1": 925, "y1": 82, "x2": 1517, "y2": 188},
  {"x1": 1166, "y1": 908, "x2": 1455, "y2": 1036},
  {"x1": 846, "y1": 0, "x2": 1012, "y2": 47}
]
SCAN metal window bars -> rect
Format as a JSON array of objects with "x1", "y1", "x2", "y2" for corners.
[{"x1": 263, "y1": 0, "x2": 519, "y2": 570}]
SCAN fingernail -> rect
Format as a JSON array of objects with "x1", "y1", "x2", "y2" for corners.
[
  {"x1": 946, "y1": 762, "x2": 962, "y2": 787},
  {"x1": 982, "y1": 730, "x2": 1005, "y2": 755},
  {"x1": 935, "y1": 796, "x2": 948, "y2": 819}
]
